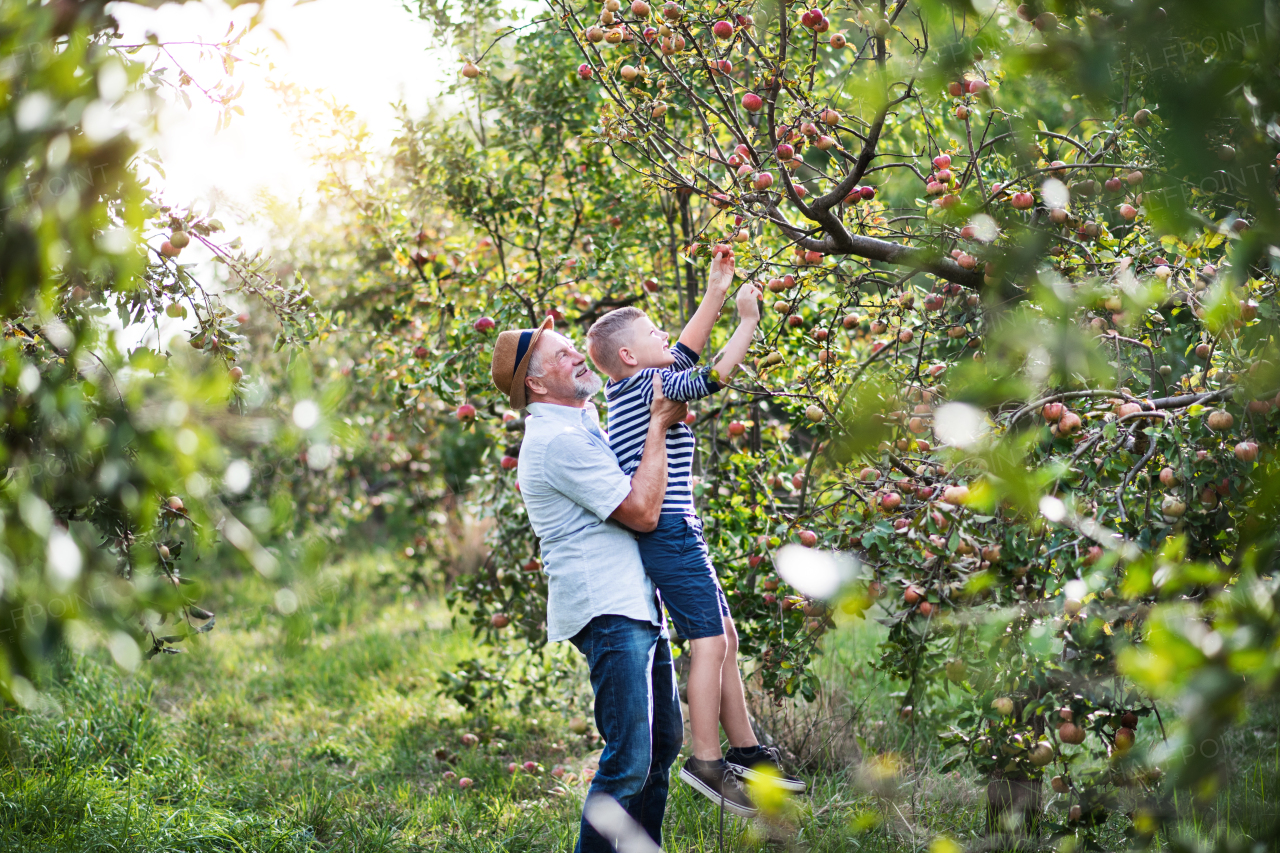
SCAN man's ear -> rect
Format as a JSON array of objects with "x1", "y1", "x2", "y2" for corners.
[{"x1": 525, "y1": 374, "x2": 547, "y2": 397}]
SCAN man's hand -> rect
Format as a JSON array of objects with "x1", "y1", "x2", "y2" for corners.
[
  {"x1": 650, "y1": 374, "x2": 688, "y2": 429},
  {"x1": 612, "y1": 375, "x2": 682, "y2": 533},
  {"x1": 707, "y1": 250, "x2": 736, "y2": 296},
  {"x1": 735, "y1": 280, "x2": 762, "y2": 323}
]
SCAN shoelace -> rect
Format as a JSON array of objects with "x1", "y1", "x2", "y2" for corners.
[{"x1": 759, "y1": 745, "x2": 786, "y2": 771}]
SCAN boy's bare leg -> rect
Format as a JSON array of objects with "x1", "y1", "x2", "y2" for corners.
[
  {"x1": 688, "y1": 634, "x2": 729, "y2": 760},
  {"x1": 717, "y1": 615, "x2": 759, "y2": 748}
]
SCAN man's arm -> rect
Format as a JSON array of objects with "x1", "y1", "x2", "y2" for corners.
[
  {"x1": 611, "y1": 376, "x2": 687, "y2": 532},
  {"x1": 676, "y1": 250, "x2": 735, "y2": 356}
]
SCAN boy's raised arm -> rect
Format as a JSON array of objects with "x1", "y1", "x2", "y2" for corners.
[
  {"x1": 676, "y1": 250, "x2": 735, "y2": 357},
  {"x1": 709, "y1": 280, "x2": 762, "y2": 382}
]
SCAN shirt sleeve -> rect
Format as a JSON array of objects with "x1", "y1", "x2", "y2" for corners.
[
  {"x1": 656, "y1": 368, "x2": 719, "y2": 402},
  {"x1": 542, "y1": 430, "x2": 634, "y2": 522},
  {"x1": 670, "y1": 342, "x2": 699, "y2": 370}
]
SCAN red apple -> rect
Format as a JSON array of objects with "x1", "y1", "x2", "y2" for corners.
[
  {"x1": 741, "y1": 92, "x2": 763, "y2": 112},
  {"x1": 490, "y1": 613, "x2": 510, "y2": 628},
  {"x1": 501, "y1": 455, "x2": 518, "y2": 470},
  {"x1": 577, "y1": 63, "x2": 593, "y2": 80},
  {"x1": 798, "y1": 529, "x2": 818, "y2": 547},
  {"x1": 727, "y1": 421, "x2": 746, "y2": 436},
  {"x1": 1206, "y1": 410, "x2": 1234, "y2": 431},
  {"x1": 712, "y1": 19, "x2": 733, "y2": 38},
  {"x1": 474, "y1": 316, "x2": 495, "y2": 332},
  {"x1": 1056, "y1": 411, "x2": 1082, "y2": 435},
  {"x1": 456, "y1": 404, "x2": 477, "y2": 420},
  {"x1": 1059, "y1": 722, "x2": 1086, "y2": 744}
]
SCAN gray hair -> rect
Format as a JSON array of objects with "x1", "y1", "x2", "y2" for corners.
[{"x1": 526, "y1": 332, "x2": 561, "y2": 379}]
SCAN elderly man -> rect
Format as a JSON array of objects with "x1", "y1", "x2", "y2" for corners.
[{"x1": 491, "y1": 317, "x2": 689, "y2": 853}]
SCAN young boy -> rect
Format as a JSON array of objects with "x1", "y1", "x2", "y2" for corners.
[{"x1": 585, "y1": 252, "x2": 805, "y2": 817}]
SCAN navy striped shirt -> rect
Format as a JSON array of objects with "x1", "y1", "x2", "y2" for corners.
[{"x1": 604, "y1": 342, "x2": 721, "y2": 514}]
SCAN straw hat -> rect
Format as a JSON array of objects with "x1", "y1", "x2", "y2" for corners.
[{"x1": 491, "y1": 316, "x2": 555, "y2": 410}]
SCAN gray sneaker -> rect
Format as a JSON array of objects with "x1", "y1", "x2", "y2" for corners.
[
  {"x1": 679, "y1": 757, "x2": 758, "y2": 817},
  {"x1": 725, "y1": 745, "x2": 806, "y2": 793}
]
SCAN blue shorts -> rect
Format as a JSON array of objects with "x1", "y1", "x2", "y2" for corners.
[{"x1": 637, "y1": 513, "x2": 728, "y2": 640}]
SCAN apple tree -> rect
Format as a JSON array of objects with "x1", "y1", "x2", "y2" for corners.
[
  {"x1": 270, "y1": 0, "x2": 1280, "y2": 843},
  {"x1": 520, "y1": 0, "x2": 1280, "y2": 841}
]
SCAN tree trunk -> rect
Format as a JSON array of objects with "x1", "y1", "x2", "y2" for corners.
[{"x1": 985, "y1": 772, "x2": 1043, "y2": 840}]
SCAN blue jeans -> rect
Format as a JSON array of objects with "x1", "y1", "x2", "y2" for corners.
[{"x1": 570, "y1": 615, "x2": 684, "y2": 853}]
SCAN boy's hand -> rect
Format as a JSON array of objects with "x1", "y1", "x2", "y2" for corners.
[
  {"x1": 735, "y1": 280, "x2": 762, "y2": 322},
  {"x1": 650, "y1": 374, "x2": 688, "y2": 429},
  {"x1": 707, "y1": 249, "x2": 736, "y2": 296}
]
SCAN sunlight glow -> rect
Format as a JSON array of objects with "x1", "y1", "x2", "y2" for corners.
[{"x1": 112, "y1": 0, "x2": 450, "y2": 211}]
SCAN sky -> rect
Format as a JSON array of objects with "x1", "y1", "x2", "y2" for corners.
[
  {"x1": 110, "y1": 0, "x2": 454, "y2": 214},
  {"x1": 105, "y1": 0, "x2": 460, "y2": 349}
]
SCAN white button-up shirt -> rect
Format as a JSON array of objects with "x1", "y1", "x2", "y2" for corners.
[{"x1": 519, "y1": 401, "x2": 662, "y2": 642}]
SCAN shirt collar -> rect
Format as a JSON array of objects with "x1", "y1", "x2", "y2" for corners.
[{"x1": 527, "y1": 401, "x2": 598, "y2": 423}]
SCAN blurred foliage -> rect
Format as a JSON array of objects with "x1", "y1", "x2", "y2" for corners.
[{"x1": 0, "y1": 1, "x2": 320, "y2": 700}]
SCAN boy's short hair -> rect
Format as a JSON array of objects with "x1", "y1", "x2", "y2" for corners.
[{"x1": 586, "y1": 307, "x2": 646, "y2": 377}]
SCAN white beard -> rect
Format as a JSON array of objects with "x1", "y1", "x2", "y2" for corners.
[{"x1": 572, "y1": 371, "x2": 603, "y2": 400}]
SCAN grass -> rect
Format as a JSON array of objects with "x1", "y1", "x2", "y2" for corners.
[{"x1": 0, "y1": 551, "x2": 1276, "y2": 852}]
